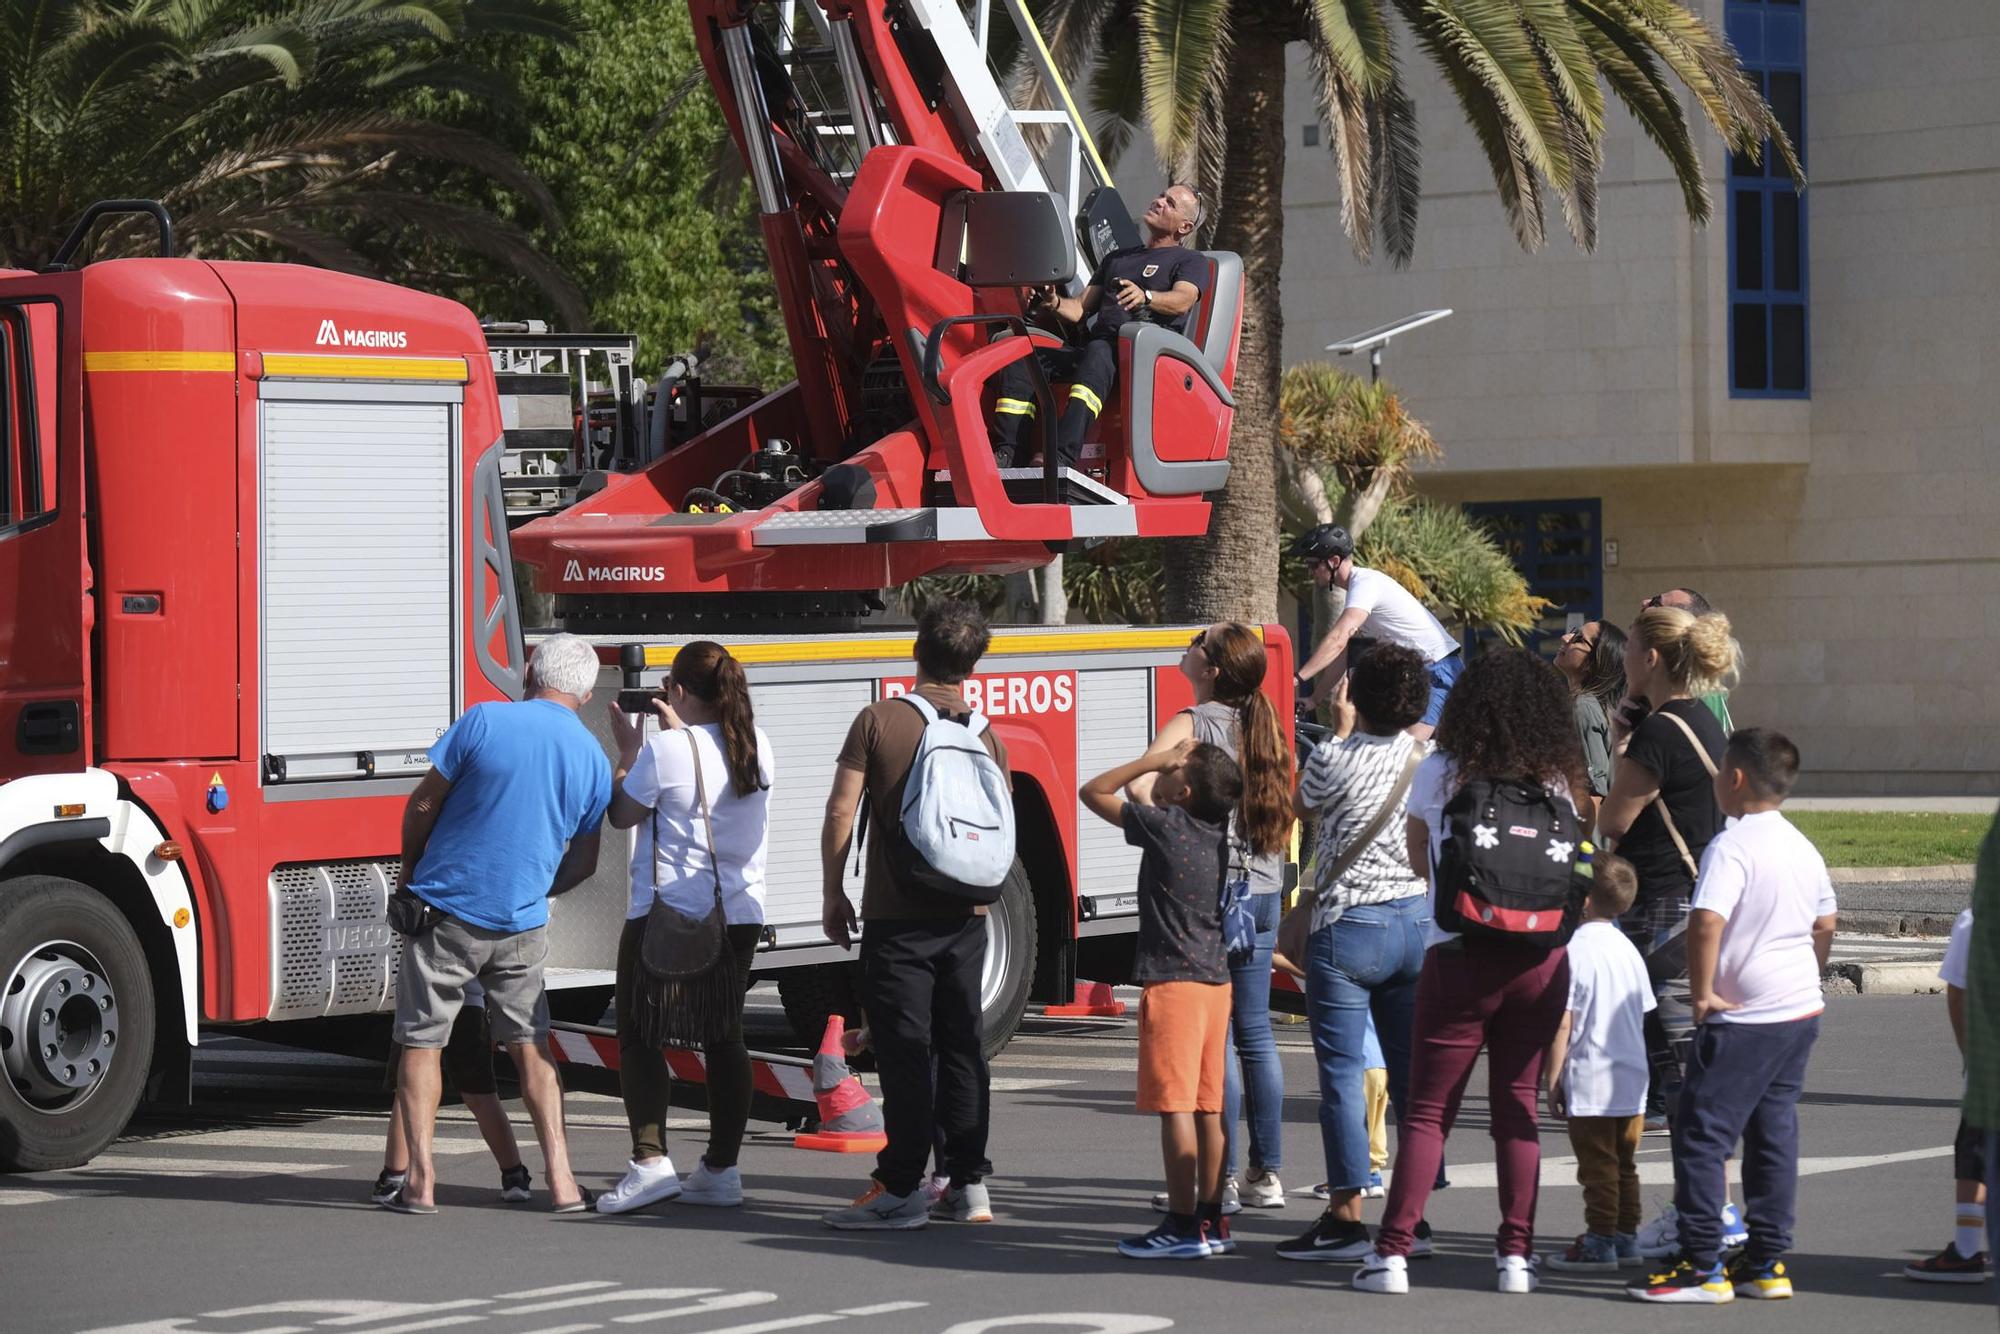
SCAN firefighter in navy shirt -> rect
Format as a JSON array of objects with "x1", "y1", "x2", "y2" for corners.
[{"x1": 992, "y1": 184, "x2": 1208, "y2": 468}]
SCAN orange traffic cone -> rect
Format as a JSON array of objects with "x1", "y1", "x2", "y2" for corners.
[
  {"x1": 793, "y1": 1015, "x2": 888, "y2": 1153},
  {"x1": 1043, "y1": 980, "x2": 1126, "y2": 1017}
]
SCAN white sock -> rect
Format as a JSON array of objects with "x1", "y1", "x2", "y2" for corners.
[{"x1": 1956, "y1": 1201, "x2": 1985, "y2": 1257}]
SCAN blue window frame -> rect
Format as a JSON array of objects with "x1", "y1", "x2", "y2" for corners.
[
  {"x1": 1462, "y1": 499, "x2": 1603, "y2": 660},
  {"x1": 1726, "y1": 0, "x2": 1808, "y2": 397}
]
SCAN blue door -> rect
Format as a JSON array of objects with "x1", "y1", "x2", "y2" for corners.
[{"x1": 1462, "y1": 499, "x2": 1603, "y2": 660}]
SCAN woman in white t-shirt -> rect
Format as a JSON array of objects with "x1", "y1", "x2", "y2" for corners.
[
  {"x1": 1353, "y1": 649, "x2": 1587, "y2": 1298},
  {"x1": 600, "y1": 641, "x2": 774, "y2": 1212}
]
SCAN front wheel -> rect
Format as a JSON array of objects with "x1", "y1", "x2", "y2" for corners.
[{"x1": 0, "y1": 876, "x2": 157, "y2": 1172}]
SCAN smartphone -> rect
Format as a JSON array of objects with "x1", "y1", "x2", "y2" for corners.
[{"x1": 616, "y1": 688, "x2": 663, "y2": 715}]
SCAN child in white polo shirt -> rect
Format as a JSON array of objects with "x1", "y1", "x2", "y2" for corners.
[{"x1": 1630, "y1": 728, "x2": 1837, "y2": 1306}]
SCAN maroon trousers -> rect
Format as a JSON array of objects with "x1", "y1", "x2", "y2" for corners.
[{"x1": 1376, "y1": 941, "x2": 1570, "y2": 1260}]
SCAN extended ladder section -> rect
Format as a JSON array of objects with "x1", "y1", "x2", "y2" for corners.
[{"x1": 505, "y1": 0, "x2": 1243, "y2": 602}]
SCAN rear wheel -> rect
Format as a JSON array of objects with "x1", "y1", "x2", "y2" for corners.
[
  {"x1": 0, "y1": 876, "x2": 156, "y2": 1172},
  {"x1": 777, "y1": 860, "x2": 1037, "y2": 1061}
]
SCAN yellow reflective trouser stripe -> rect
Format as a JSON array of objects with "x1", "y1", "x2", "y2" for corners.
[
  {"x1": 995, "y1": 397, "x2": 1037, "y2": 417},
  {"x1": 1068, "y1": 384, "x2": 1104, "y2": 416}
]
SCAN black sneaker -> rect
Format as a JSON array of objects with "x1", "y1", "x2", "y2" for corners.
[
  {"x1": 1276, "y1": 1212, "x2": 1375, "y2": 1262},
  {"x1": 500, "y1": 1164, "x2": 532, "y2": 1204},
  {"x1": 370, "y1": 1169, "x2": 407, "y2": 1206}
]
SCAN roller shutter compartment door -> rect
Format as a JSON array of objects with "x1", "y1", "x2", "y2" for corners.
[{"x1": 261, "y1": 398, "x2": 455, "y2": 781}]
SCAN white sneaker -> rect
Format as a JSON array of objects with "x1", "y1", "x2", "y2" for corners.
[
  {"x1": 1497, "y1": 1252, "x2": 1541, "y2": 1295},
  {"x1": 1240, "y1": 1169, "x2": 1286, "y2": 1209},
  {"x1": 676, "y1": 1159, "x2": 742, "y2": 1207},
  {"x1": 1637, "y1": 1201, "x2": 1747, "y2": 1258},
  {"x1": 596, "y1": 1157, "x2": 682, "y2": 1214},
  {"x1": 1154, "y1": 1178, "x2": 1241, "y2": 1215},
  {"x1": 1353, "y1": 1253, "x2": 1409, "y2": 1294}
]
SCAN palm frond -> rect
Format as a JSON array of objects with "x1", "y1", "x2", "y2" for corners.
[
  {"x1": 1398, "y1": 3, "x2": 1546, "y2": 249},
  {"x1": 1303, "y1": 32, "x2": 1374, "y2": 260},
  {"x1": 1300, "y1": 0, "x2": 1394, "y2": 91},
  {"x1": 1367, "y1": 72, "x2": 1421, "y2": 265},
  {"x1": 1135, "y1": 0, "x2": 1233, "y2": 179},
  {"x1": 1572, "y1": 9, "x2": 1707, "y2": 221}
]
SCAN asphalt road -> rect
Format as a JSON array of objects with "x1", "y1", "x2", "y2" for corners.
[{"x1": 3, "y1": 992, "x2": 1992, "y2": 1334}]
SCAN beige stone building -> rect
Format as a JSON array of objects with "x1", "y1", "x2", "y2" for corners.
[{"x1": 1280, "y1": 0, "x2": 1999, "y2": 795}]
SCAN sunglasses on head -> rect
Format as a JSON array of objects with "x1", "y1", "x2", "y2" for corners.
[{"x1": 1643, "y1": 594, "x2": 1665, "y2": 609}]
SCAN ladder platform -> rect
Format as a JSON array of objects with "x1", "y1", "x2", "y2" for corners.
[
  {"x1": 751, "y1": 501, "x2": 1140, "y2": 547},
  {"x1": 932, "y1": 466, "x2": 1129, "y2": 507}
]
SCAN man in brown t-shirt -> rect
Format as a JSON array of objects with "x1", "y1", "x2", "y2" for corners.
[{"x1": 819, "y1": 601, "x2": 1008, "y2": 1231}]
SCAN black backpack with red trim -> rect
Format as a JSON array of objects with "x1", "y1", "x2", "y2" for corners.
[{"x1": 1433, "y1": 777, "x2": 1583, "y2": 949}]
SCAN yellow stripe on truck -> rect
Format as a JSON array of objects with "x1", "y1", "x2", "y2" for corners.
[
  {"x1": 83, "y1": 351, "x2": 235, "y2": 373},
  {"x1": 641, "y1": 625, "x2": 1263, "y2": 668},
  {"x1": 262, "y1": 353, "x2": 469, "y2": 382}
]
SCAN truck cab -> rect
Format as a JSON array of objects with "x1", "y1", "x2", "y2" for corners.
[{"x1": 0, "y1": 250, "x2": 526, "y2": 1170}]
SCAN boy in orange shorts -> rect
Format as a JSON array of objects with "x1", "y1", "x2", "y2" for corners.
[{"x1": 1082, "y1": 737, "x2": 1244, "y2": 1260}]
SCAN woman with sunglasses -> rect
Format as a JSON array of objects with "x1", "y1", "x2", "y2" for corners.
[
  {"x1": 1555, "y1": 621, "x2": 1628, "y2": 822},
  {"x1": 1138, "y1": 624, "x2": 1295, "y2": 1211}
]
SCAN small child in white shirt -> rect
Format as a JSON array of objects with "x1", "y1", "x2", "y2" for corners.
[
  {"x1": 1544, "y1": 854, "x2": 1654, "y2": 1272},
  {"x1": 1902, "y1": 907, "x2": 1987, "y2": 1282},
  {"x1": 1631, "y1": 728, "x2": 1837, "y2": 1305}
]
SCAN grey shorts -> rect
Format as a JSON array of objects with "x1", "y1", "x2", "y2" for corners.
[{"x1": 394, "y1": 917, "x2": 550, "y2": 1048}]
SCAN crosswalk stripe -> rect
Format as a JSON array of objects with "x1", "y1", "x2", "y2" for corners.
[
  {"x1": 123, "y1": 1130, "x2": 489, "y2": 1156},
  {"x1": 697, "y1": 1319, "x2": 842, "y2": 1334},
  {"x1": 495, "y1": 1283, "x2": 619, "y2": 1301},
  {"x1": 987, "y1": 1077, "x2": 1077, "y2": 1091},
  {"x1": 80, "y1": 1155, "x2": 339, "y2": 1176},
  {"x1": 1387, "y1": 1143, "x2": 1952, "y2": 1190},
  {"x1": 0, "y1": 1189, "x2": 67, "y2": 1206},
  {"x1": 836, "y1": 1302, "x2": 928, "y2": 1316}
]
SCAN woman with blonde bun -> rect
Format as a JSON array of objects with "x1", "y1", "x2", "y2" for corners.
[{"x1": 1597, "y1": 608, "x2": 1739, "y2": 1237}]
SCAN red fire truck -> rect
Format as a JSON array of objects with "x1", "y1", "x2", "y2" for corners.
[{"x1": 0, "y1": 0, "x2": 1278, "y2": 1172}]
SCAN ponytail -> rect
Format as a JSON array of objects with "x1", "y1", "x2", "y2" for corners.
[
  {"x1": 1236, "y1": 691, "x2": 1294, "y2": 857},
  {"x1": 670, "y1": 641, "x2": 767, "y2": 797},
  {"x1": 1202, "y1": 622, "x2": 1295, "y2": 858}
]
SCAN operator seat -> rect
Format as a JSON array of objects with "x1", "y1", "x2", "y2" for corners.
[{"x1": 1105, "y1": 250, "x2": 1241, "y2": 497}]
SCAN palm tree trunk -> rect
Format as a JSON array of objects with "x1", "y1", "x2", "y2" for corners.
[{"x1": 1161, "y1": 22, "x2": 1286, "y2": 626}]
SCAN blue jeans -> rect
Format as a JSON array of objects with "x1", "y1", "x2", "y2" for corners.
[
  {"x1": 1222, "y1": 890, "x2": 1284, "y2": 1177},
  {"x1": 1304, "y1": 896, "x2": 1429, "y2": 1192},
  {"x1": 1672, "y1": 1015, "x2": 1819, "y2": 1268}
]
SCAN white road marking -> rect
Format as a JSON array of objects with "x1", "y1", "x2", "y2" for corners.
[
  {"x1": 986, "y1": 1078, "x2": 1077, "y2": 1092},
  {"x1": 503, "y1": 1290, "x2": 719, "y2": 1317},
  {"x1": 517, "y1": 1327, "x2": 602, "y2": 1334},
  {"x1": 328, "y1": 1319, "x2": 484, "y2": 1334},
  {"x1": 0, "y1": 1188, "x2": 69, "y2": 1206},
  {"x1": 940, "y1": 1319, "x2": 1173, "y2": 1334},
  {"x1": 78, "y1": 1156, "x2": 339, "y2": 1177},
  {"x1": 833, "y1": 1303, "x2": 928, "y2": 1316},
  {"x1": 690, "y1": 1320, "x2": 841, "y2": 1334},
  {"x1": 317, "y1": 1302, "x2": 494, "y2": 1325},
  {"x1": 1394, "y1": 1143, "x2": 1952, "y2": 1190},
  {"x1": 494, "y1": 1284, "x2": 620, "y2": 1301},
  {"x1": 607, "y1": 1292, "x2": 777, "y2": 1323},
  {"x1": 126, "y1": 1130, "x2": 488, "y2": 1156},
  {"x1": 989, "y1": 1054, "x2": 1138, "y2": 1072}
]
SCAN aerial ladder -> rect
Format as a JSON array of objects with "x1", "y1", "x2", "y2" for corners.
[{"x1": 507, "y1": 0, "x2": 1245, "y2": 627}]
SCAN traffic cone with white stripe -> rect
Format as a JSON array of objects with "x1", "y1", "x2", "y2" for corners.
[{"x1": 793, "y1": 1015, "x2": 887, "y2": 1153}]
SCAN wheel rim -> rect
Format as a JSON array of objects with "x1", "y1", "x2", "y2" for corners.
[
  {"x1": 979, "y1": 900, "x2": 1012, "y2": 1015},
  {"x1": 0, "y1": 940, "x2": 119, "y2": 1113}
]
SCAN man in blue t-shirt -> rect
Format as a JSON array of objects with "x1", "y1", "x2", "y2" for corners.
[
  {"x1": 990, "y1": 184, "x2": 1209, "y2": 469},
  {"x1": 385, "y1": 633, "x2": 612, "y2": 1215}
]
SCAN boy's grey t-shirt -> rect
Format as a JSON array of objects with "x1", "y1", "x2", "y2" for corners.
[{"x1": 1122, "y1": 802, "x2": 1229, "y2": 986}]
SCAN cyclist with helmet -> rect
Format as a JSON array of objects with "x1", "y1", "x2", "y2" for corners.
[{"x1": 1289, "y1": 524, "x2": 1463, "y2": 740}]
